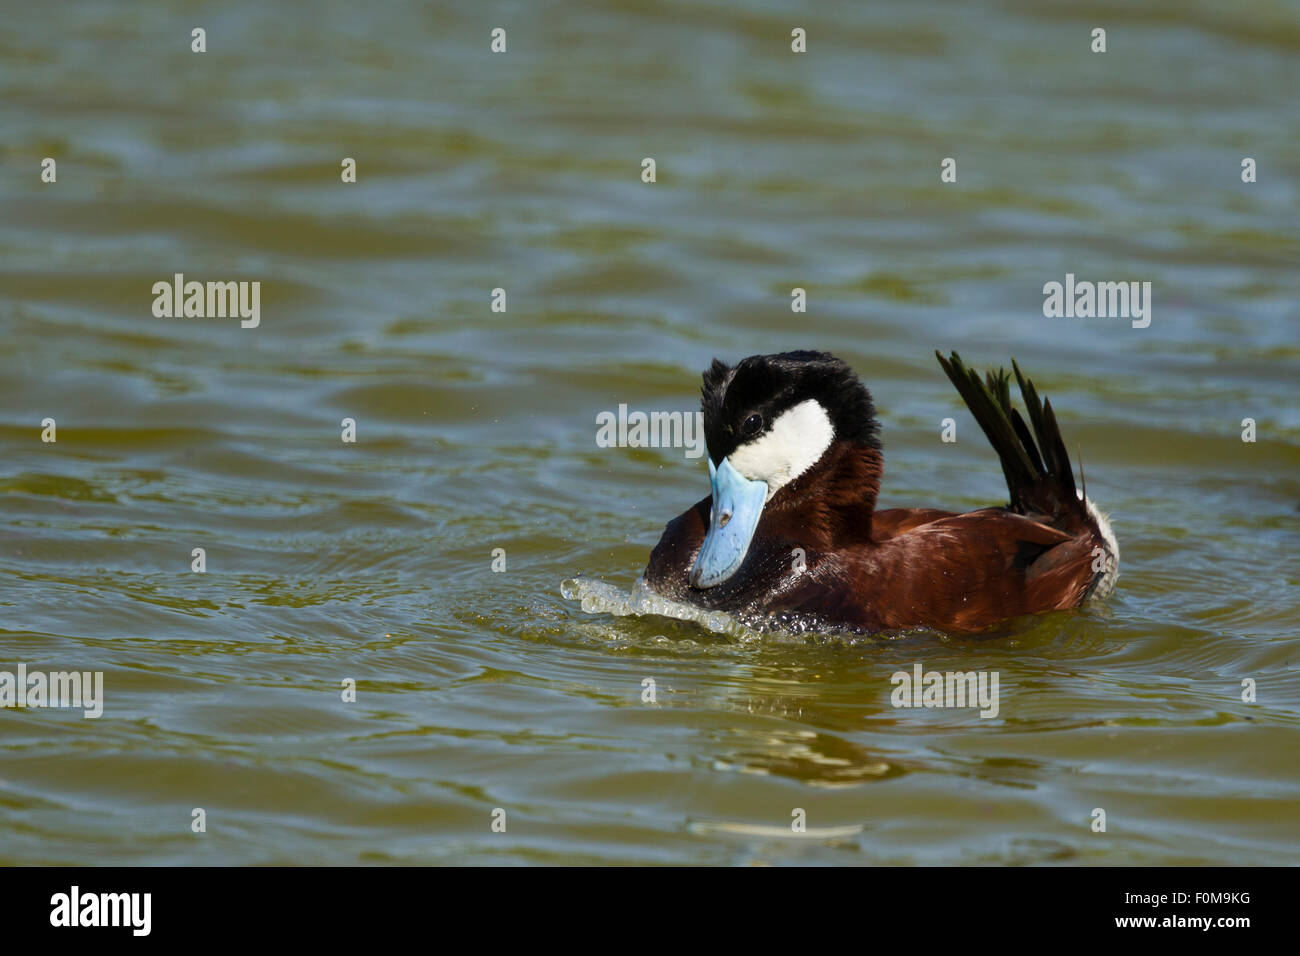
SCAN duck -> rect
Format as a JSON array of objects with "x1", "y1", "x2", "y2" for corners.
[{"x1": 642, "y1": 350, "x2": 1119, "y2": 634}]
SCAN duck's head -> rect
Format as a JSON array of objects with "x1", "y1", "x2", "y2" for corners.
[{"x1": 690, "y1": 350, "x2": 881, "y2": 589}]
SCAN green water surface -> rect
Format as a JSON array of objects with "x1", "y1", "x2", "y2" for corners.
[{"x1": 1, "y1": 0, "x2": 1297, "y2": 865}]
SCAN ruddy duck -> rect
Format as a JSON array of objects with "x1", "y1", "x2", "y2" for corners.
[{"x1": 643, "y1": 350, "x2": 1119, "y2": 634}]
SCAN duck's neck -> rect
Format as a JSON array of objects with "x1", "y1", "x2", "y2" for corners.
[{"x1": 765, "y1": 440, "x2": 882, "y2": 548}]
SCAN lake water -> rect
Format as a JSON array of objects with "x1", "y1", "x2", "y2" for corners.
[{"x1": 1, "y1": 0, "x2": 1297, "y2": 865}]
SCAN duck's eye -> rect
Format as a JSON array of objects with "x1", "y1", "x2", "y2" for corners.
[{"x1": 742, "y1": 413, "x2": 763, "y2": 436}]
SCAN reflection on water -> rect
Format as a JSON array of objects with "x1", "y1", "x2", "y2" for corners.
[
  {"x1": 1, "y1": 0, "x2": 1299, "y2": 864},
  {"x1": 709, "y1": 727, "x2": 900, "y2": 788}
]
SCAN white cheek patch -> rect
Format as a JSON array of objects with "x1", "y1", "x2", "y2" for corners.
[{"x1": 727, "y1": 399, "x2": 834, "y2": 500}]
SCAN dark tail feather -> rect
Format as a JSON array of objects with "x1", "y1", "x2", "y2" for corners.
[{"x1": 935, "y1": 351, "x2": 1083, "y2": 523}]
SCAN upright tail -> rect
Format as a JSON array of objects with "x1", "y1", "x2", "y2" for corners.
[{"x1": 935, "y1": 350, "x2": 1119, "y2": 598}]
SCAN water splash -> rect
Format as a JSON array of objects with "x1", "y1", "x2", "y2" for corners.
[
  {"x1": 560, "y1": 576, "x2": 764, "y2": 641},
  {"x1": 560, "y1": 575, "x2": 914, "y2": 645}
]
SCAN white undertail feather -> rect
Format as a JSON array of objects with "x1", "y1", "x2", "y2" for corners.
[{"x1": 1082, "y1": 494, "x2": 1120, "y2": 601}]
